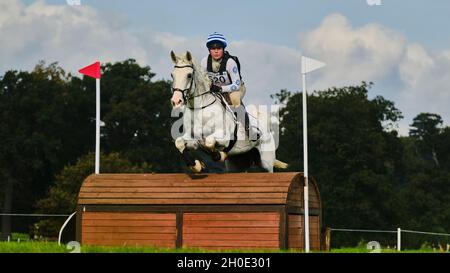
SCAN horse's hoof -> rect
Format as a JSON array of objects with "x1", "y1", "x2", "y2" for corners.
[
  {"x1": 219, "y1": 151, "x2": 228, "y2": 162},
  {"x1": 211, "y1": 151, "x2": 221, "y2": 161},
  {"x1": 190, "y1": 160, "x2": 205, "y2": 173}
]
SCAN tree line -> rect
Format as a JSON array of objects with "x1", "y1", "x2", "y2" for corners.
[{"x1": 1, "y1": 60, "x2": 449, "y2": 248}]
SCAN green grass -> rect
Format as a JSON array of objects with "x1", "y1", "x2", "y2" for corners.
[
  {"x1": 329, "y1": 247, "x2": 439, "y2": 253},
  {"x1": 0, "y1": 241, "x2": 305, "y2": 253},
  {"x1": 0, "y1": 242, "x2": 67, "y2": 253},
  {"x1": 0, "y1": 241, "x2": 445, "y2": 253}
]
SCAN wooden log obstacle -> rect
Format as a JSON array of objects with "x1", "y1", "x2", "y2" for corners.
[{"x1": 76, "y1": 172, "x2": 322, "y2": 250}]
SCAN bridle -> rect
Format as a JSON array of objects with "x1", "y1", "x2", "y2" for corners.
[
  {"x1": 172, "y1": 65, "x2": 195, "y2": 103},
  {"x1": 172, "y1": 64, "x2": 216, "y2": 109}
]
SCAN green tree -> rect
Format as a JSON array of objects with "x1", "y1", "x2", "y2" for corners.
[
  {"x1": 0, "y1": 59, "x2": 182, "y2": 239},
  {"x1": 34, "y1": 152, "x2": 152, "y2": 237},
  {"x1": 0, "y1": 62, "x2": 92, "y2": 239},
  {"x1": 273, "y1": 82, "x2": 404, "y2": 246},
  {"x1": 437, "y1": 127, "x2": 450, "y2": 170},
  {"x1": 398, "y1": 114, "x2": 450, "y2": 247},
  {"x1": 409, "y1": 113, "x2": 443, "y2": 167}
]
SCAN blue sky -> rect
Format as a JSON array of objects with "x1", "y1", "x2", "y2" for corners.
[
  {"x1": 31, "y1": 0, "x2": 450, "y2": 50},
  {"x1": 5, "y1": 0, "x2": 450, "y2": 134}
]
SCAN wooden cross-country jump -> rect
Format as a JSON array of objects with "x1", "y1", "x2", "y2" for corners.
[{"x1": 76, "y1": 172, "x2": 322, "y2": 250}]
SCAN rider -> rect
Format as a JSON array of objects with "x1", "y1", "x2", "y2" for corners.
[{"x1": 201, "y1": 32, "x2": 259, "y2": 141}]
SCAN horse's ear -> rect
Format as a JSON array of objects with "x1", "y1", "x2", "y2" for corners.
[
  {"x1": 186, "y1": 51, "x2": 192, "y2": 62},
  {"x1": 170, "y1": 51, "x2": 177, "y2": 63}
]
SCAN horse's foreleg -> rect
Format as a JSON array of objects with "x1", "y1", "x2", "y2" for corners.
[
  {"x1": 175, "y1": 137, "x2": 205, "y2": 172},
  {"x1": 205, "y1": 134, "x2": 228, "y2": 162}
]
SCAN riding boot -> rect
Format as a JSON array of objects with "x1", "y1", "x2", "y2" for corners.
[{"x1": 234, "y1": 105, "x2": 260, "y2": 142}]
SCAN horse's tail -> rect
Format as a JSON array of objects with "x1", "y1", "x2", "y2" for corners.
[{"x1": 273, "y1": 159, "x2": 289, "y2": 169}]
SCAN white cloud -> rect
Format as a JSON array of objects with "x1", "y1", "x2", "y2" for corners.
[
  {"x1": 301, "y1": 13, "x2": 406, "y2": 90},
  {"x1": 0, "y1": 0, "x2": 148, "y2": 74},
  {"x1": 230, "y1": 41, "x2": 301, "y2": 105},
  {"x1": 399, "y1": 43, "x2": 434, "y2": 88},
  {"x1": 397, "y1": 46, "x2": 450, "y2": 134},
  {"x1": 299, "y1": 13, "x2": 450, "y2": 135}
]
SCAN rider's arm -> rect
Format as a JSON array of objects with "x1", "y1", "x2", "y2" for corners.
[{"x1": 220, "y1": 58, "x2": 241, "y2": 93}]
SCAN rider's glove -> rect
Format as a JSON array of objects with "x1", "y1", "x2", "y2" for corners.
[{"x1": 210, "y1": 84, "x2": 222, "y2": 93}]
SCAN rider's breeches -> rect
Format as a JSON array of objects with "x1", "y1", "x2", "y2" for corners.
[
  {"x1": 233, "y1": 104, "x2": 249, "y2": 131},
  {"x1": 229, "y1": 83, "x2": 246, "y2": 107}
]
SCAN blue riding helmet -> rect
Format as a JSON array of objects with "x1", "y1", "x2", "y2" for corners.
[{"x1": 206, "y1": 32, "x2": 227, "y2": 49}]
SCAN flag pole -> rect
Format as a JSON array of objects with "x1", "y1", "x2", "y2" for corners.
[
  {"x1": 95, "y1": 78, "x2": 100, "y2": 174},
  {"x1": 301, "y1": 56, "x2": 325, "y2": 253},
  {"x1": 79, "y1": 61, "x2": 102, "y2": 174},
  {"x1": 302, "y1": 67, "x2": 310, "y2": 253}
]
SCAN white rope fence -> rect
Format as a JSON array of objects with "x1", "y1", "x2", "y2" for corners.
[
  {"x1": 402, "y1": 229, "x2": 450, "y2": 237},
  {"x1": 330, "y1": 227, "x2": 450, "y2": 251},
  {"x1": 330, "y1": 228, "x2": 396, "y2": 233},
  {"x1": 1, "y1": 213, "x2": 74, "y2": 243}
]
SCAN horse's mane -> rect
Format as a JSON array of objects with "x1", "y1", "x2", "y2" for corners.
[
  {"x1": 192, "y1": 58, "x2": 211, "y2": 92},
  {"x1": 177, "y1": 53, "x2": 211, "y2": 92}
]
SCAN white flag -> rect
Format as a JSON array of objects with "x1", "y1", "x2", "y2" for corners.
[{"x1": 301, "y1": 56, "x2": 326, "y2": 74}]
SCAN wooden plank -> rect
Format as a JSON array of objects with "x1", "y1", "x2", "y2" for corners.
[
  {"x1": 179, "y1": 246, "x2": 279, "y2": 251},
  {"x1": 287, "y1": 180, "x2": 321, "y2": 208},
  {"x1": 288, "y1": 216, "x2": 319, "y2": 223},
  {"x1": 86, "y1": 175, "x2": 294, "y2": 182},
  {"x1": 78, "y1": 192, "x2": 288, "y2": 199},
  {"x1": 82, "y1": 239, "x2": 175, "y2": 247},
  {"x1": 288, "y1": 220, "x2": 319, "y2": 226},
  {"x1": 289, "y1": 232, "x2": 319, "y2": 241},
  {"x1": 184, "y1": 213, "x2": 279, "y2": 221},
  {"x1": 83, "y1": 226, "x2": 177, "y2": 234},
  {"x1": 82, "y1": 219, "x2": 176, "y2": 227},
  {"x1": 288, "y1": 226, "x2": 302, "y2": 232},
  {"x1": 82, "y1": 212, "x2": 176, "y2": 220},
  {"x1": 183, "y1": 220, "x2": 279, "y2": 227},
  {"x1": 82, "y1": 181, "x2": 292, "y2": 188},
  {"x1": 288, "y1": 229, "x2": 319, "y2": 236},
  {"x1": 80, "y1": 186, "x2": 290, "y2": 193},
  {"x1": 288, "y1": 236, "x2": 304, "y2": 241},
  {"x1": 288, "y1": 223, "x2": 302, "y2": 228},
  {"x1": 182, "y1": 227, "x2": 279, "y2": 234},
  {"x1": 182, "y1": 240, "x2": 279, "y2": 247},
  {"x1": 88, "y1": 172, "x2": 299, "y2": 181},
  {"x1": 82, "y1": 233, "x2": 176, "y2": 240},
  {"x1": 87, "y1": 175, "x2": 294, "y2": 182},
  {"x1": 84, "y1": 204, "x2": 283, "y2": 213},
  {"x1": 78, "y1": 198, "x2": 286, "y2": 205},
  {"x1": 287, "y1": 214, "x2": 321, "y2": 250},
  {"x1": 183, "y1": 233, "x2": 279, "y2": 241}
]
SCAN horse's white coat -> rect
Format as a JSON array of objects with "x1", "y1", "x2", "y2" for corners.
[{"x1": 170, "y1": 51, "x2": 287, "y2": 172}]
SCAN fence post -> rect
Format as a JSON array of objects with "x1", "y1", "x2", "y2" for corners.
[
  {"x1": 397, "y1": 228, "x2": 401, "y2": 251},
  {"x1": 323, "y1": 227, "x2": 331, "y2": 252}
]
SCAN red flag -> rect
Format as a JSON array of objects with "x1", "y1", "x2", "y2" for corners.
[{"x1": 79, "y1": 61, "x2": 101, "y2": 79}]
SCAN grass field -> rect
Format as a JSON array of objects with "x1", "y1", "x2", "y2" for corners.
[{"x1": 0, "y1": 241, "x2": 444, "y2": 253}]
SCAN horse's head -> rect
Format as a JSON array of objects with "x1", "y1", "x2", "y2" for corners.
[
  {"x1": 170, "y1": 51, "x2": 211, "y2": 108},
  {"x1": 170, "y1": 51, "x2": 195, "y2": 108}
]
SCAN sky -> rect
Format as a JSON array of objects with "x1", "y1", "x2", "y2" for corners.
[{"x1": 3, "y1": 0, "x2": 450, "y2": 135}]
